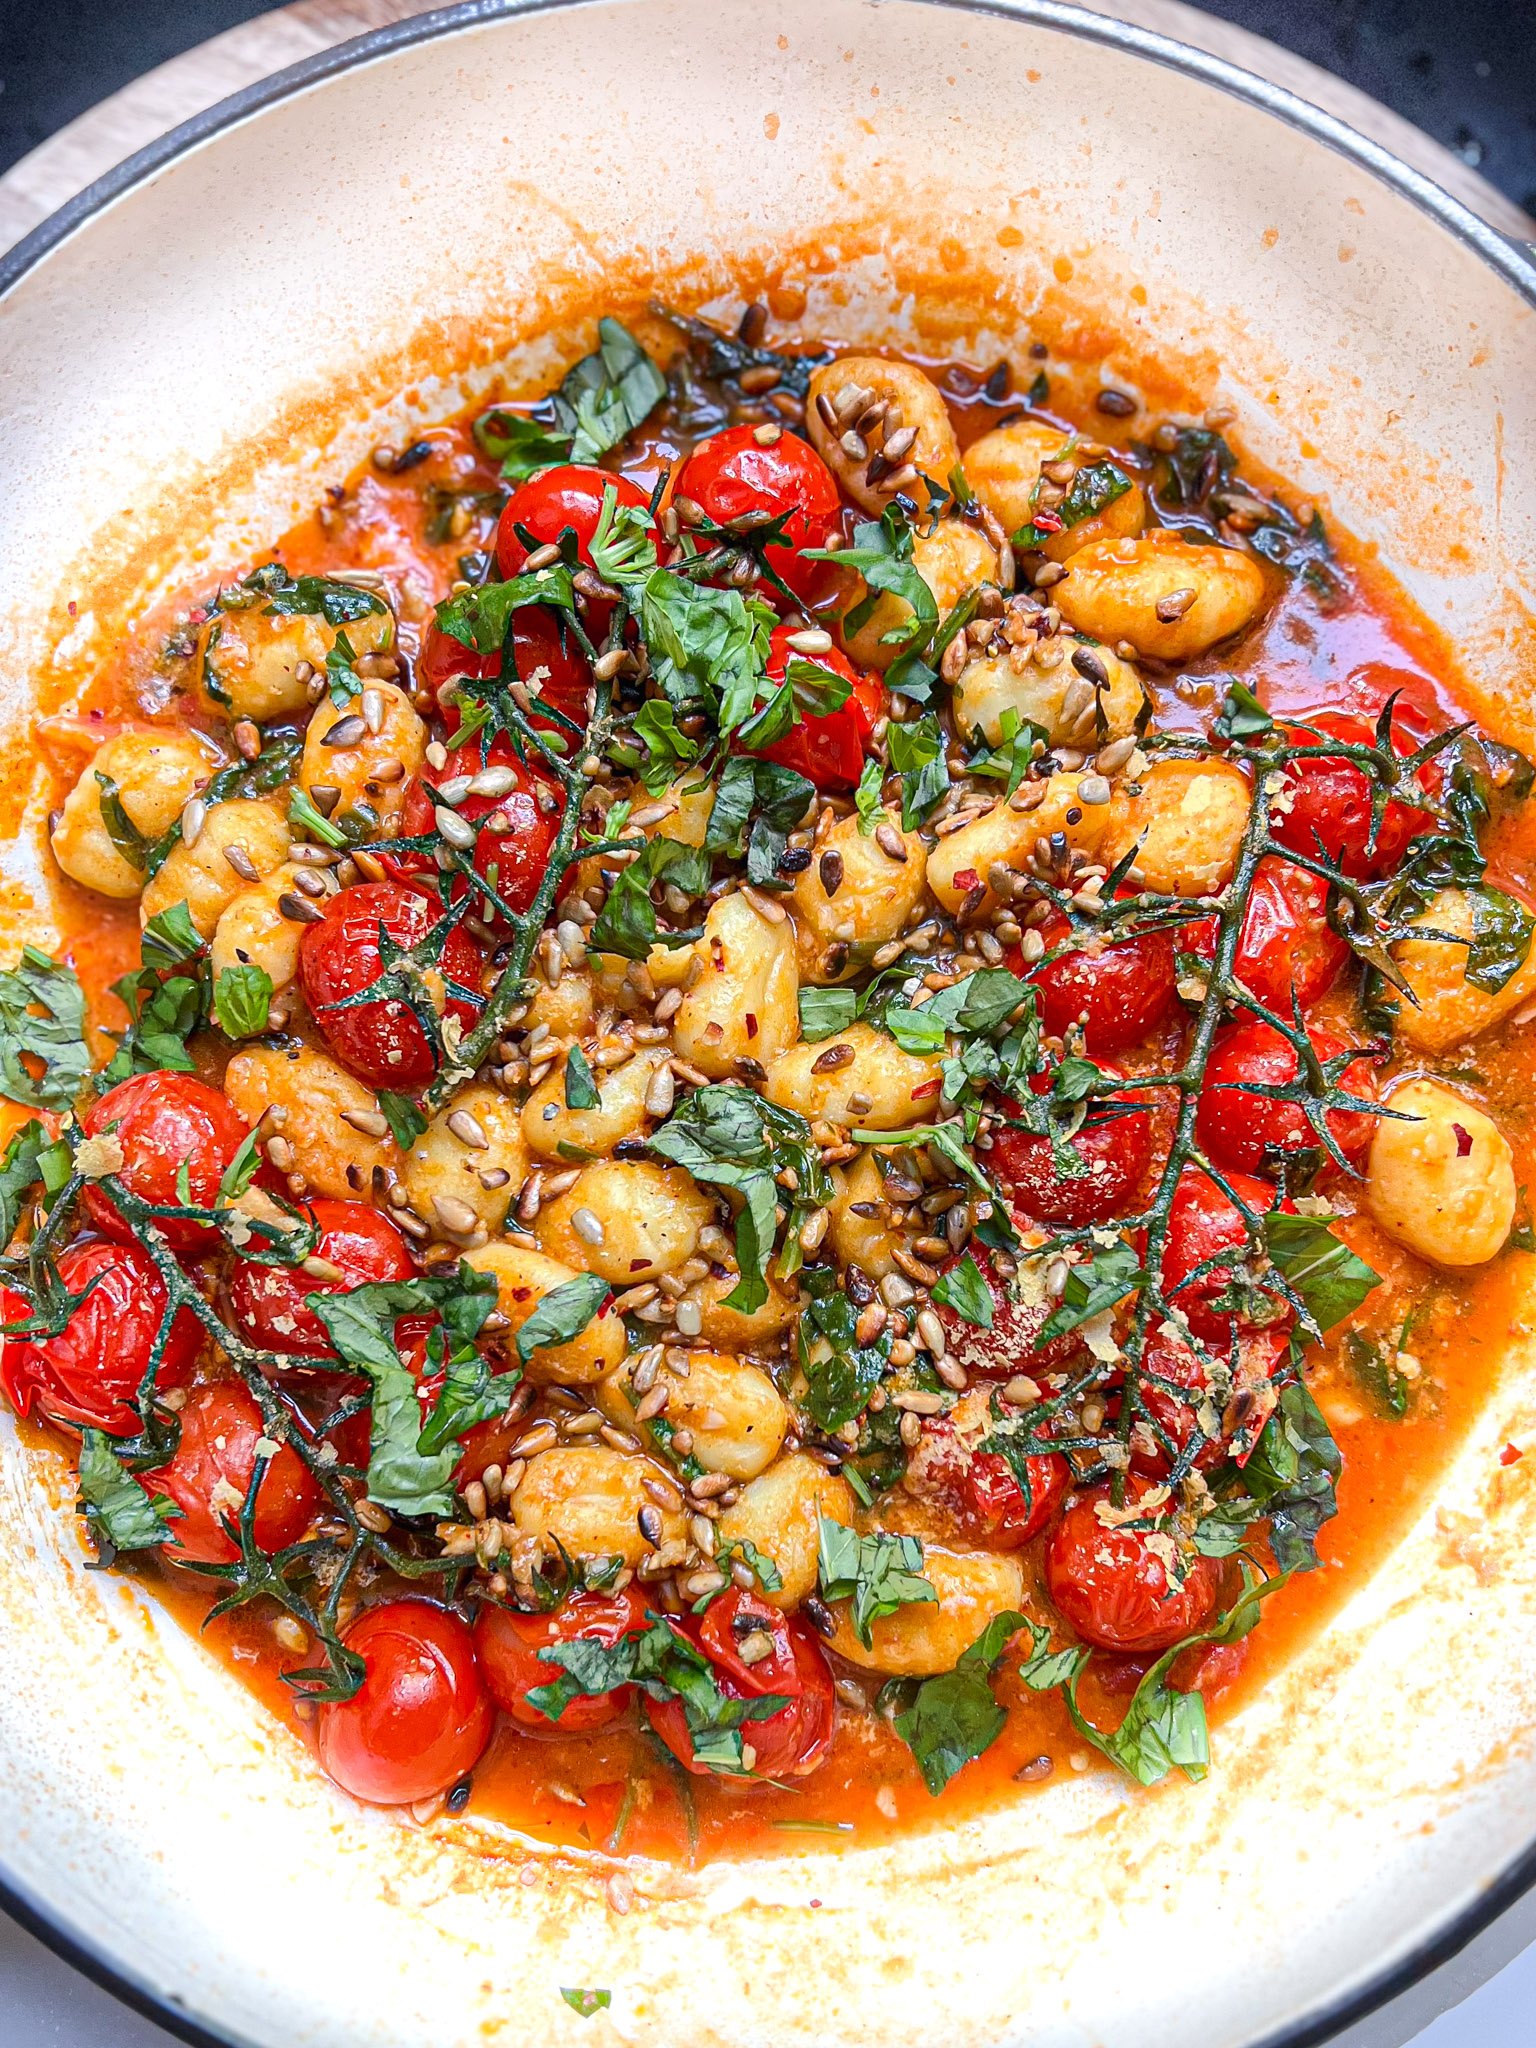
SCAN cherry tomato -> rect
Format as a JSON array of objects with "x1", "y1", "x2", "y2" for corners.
[
  {"x1": 80, "y1": 1073, "x2": 250, "y2": 1250},
  {"x1": 1129, "y1": 1332, "x2": 1285, "y2": 1478},
  {"x1": 300, "y1": 881, "x2": 486, "y2": 1091},
  {"x1": 908, "y1": 1414, "x2": 1070, "y2": 1550},
  {"x1": 1, "y1": 1241, "x2": 200, "y2": 1435},
  {"x1": 381, "y1": 733, "x2": 563, "y2": 922},
  {"x1": 418, "y1": 608, "x2": 591, "y2": 729},
  {"x1": 231, "y1": 1200, "x2": 414, "y2": 1358},
  {"x1": 1185, "y1": 857, "x2": 1348, "y2": 1014},
  {"x1": 988, "y1": 1066, "x2": 1153, "y2": 1226},
  {"x1": 1273, "y1": 710, "x2": 1432, "y2": 878},
  {"x1": 696, "y1": 1588, "x2": 805, "y2": 1697},
  {"x1": 929, "y1": 1247, "x2": 1083, "y2": 1379},
  {"x1": 143, "y1": 1380, "x2": 321, "y2": 1564},
  {"x1": 1045, "y1": 1478, "x2": 1222, "y2": 1653},
  {"x1": 1196, "y1": 1020, "x2": 1377, "y2": 1178},
  {"x1": 316, "y1": 1601, "x2": 493, "y2": 1806},
  {"x1": 494, "y1": 464, "x2": 655, "y2": 636},
  {"x1": 644, "y1": 1615, "x2": 835, "y2": 1779},
  {"x1": 749, "y1": 624, "x2": 884, "y2": 791},
  {"x1": 1160, "y1": 1166, "x2": 1291, "y2": 1344},
  {"x1": 672, "y1": 424, "x2": 842, "y2": 605},
  {"x1": 1019, "y1": 919, "x2": 1177, "y2": 1054},
  {"x1": 474, "y1": 1587, "x2": 649, "y2": 1732}
]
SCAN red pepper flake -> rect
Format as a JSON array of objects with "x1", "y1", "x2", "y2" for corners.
[
  {"x1": 954, "y1": 868, "x2": 981, "y2": 893},
  {"x1": 67, "y1": 600, "x2": 78, "y2": 617},
  {"x1": 511, "y1": 1286, "x2": 532, "y2": 1302},
  {"x1": 746, "y1": 1013, "x2": 759, "y2": 1039},
  {"x1": 1501, "y1": 1442, "x2": 1523, "y2": 1466},
  {"x1": 1031, "y1": 509, "x2": 1064, "y2": 533},
  {"x1": 1453, "y1": 1123, "x2": 1474, "y2": 1158},
  {"x1": 629, "y1": 1259, "x2": 650, "y2": 1272},
  {"x1": 911, "y1": 1077, "x2": 943, "y2": 1099}
]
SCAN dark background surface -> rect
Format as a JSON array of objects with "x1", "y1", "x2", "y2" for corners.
[{"x1": 0, "y1": 0, "x2": 1532, "y2": 213}]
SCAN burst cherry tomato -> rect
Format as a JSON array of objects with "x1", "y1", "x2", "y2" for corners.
[
  {"x1": 1273, "y1": 710, "x2": 1432, "y2": 878},
  {"x1": 909, "y1": 1414, "x2": 1070, "y2": 1550},
  {"x1": 143, "y1": 1381, "x2": 321, "y2": 1564},
  {"x1": 316, "y1": 1601, "x2": 493, "y2": 1805},
  {"x1": 300, "y1": 881, "x2": 486, "y2": 1091},
  {"x1": 672, "y1": 424, "x2": 842, "y2": 605},
  {"x1": 79, "y1": 1073, "x2": 250, "y2": 1250},
  {"x1": 231, "y1": 1200, "x2": 414, "y2": 1358},
  {"x1": 644, "y1": 1613, "x2": 835, "y2": 1779},
  {"x1": 1196, "y1": 1020, "x2": 1377, "y2": 1178},
  {"x1": 0, "y1": 1240, "x2": 200, "y2": 1435},
  {"x1": 494, "y1": 464, "x2": 655, "y2": 636},
  {"x1": 381, "y1": 733, "x2": 563, "y2": 923},
  {"x1": 1019, "y1": 919, "x2": 1177, "y2": 1054},
  {"x1": 695, "y1": 1588, "x2": 804, "y2": 1696},
  {"x1": 1160, "y1": 1166, "x2": 1291, "y2": 1344},
  {"x1": 418, "y1": 608, "x2": 591, "y2": 728},
  {"x1": 748, "y1": 624, "x2": 884, "y2": 791},
  {"x1": 989, "y1": 1067, "x2": 1153, "y2": 1225},
  {"x1": 929, "y1": 1247, "x2": 1083, "y2": 1378},
  {"x1": 1045, "y1": 1478, "x2": 1222, "y2": 1653},
  {"x1": 1186, "y1": 857, "x2": 1348, "y2": 1014},
  {"x1": 474, "y1": 1587, "x2": 649, "y2": 1733}
]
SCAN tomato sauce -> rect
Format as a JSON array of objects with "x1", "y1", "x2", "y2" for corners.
[{"x1": 21, "y1": 318, "x2": 1536, "y2": 1863}]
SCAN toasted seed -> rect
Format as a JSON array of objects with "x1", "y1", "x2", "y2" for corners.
[
  {"x1": 180, "y1": 796, "x2": 208, "y2": 848},
  {"x1": 875, "y1": 823, "x2": 908, "y2": 862},
  {"x1": 278, "y1": 890, "x2": 326, "y2": 924},
  {"x1": 1077, "y1": 774, "x2": 1113, "y2": 806},
  {"x1": 434, "y1": 805, "x2": 477, "y2": 850},
  {"x1": 689, "y1": 1471, "x2": 732, "y2": 1500},
  {"x1": 1004, "y1": 1374, "x2": 1042, "y2": 1406},
  {"x1": 818, "y1": 848, "x2": 845, "y2": 897},
  {"x1": 223, "y1": 844, "x2": 261, "y2": 883},
  {"x1": 673, "y1": 1298, "x2": 703, "y2": 1337},
  {"x1": 811, "y1": 1043, "x2": 857, "y2": 1075},
  {"x1": 891, "y1": 1389, "x2": 944, "y2": 1415},
  {"x1": 322, "y1": 714, "x2": 367, "y2": 748},
  {"x1": 855, "y1": 1301, "x2": 889, "y2": 1345},
  {"x1": 432, "y1": 1194, "x2": 480, "y2": 1235},
  {"x1": 592, "y1": 646, "x2": 629, "y2": 682},
  {"x1": 571, "y1": 1206, "x2": 606, "y2": 1246},
  {"x1": 361, "y1": 687, "x2": 385, "y2": 735},
  {"x1": 355, "y1": 1498, "x2": 393, "y2": 1534},
  {"x1": 467, "y1": 764, "x2": 519, "y2": 800},
  {"x1": 447, "y1": 1109, "x2": 490, "y2": 1150},
  {"x1": 342, "y1": 1107, "x2": 391, "y2": 1138},
  {"x1": 308, "y1": 784, "x2": 342, "y2": 816},
  {"x1": 1096, "y1": 735, "x2": 1138, "y2": 774},
  {"x1": 1155, "y1": 586, "x2": 1198, "y2": 622},
  {"x1": 882, "y1": 423, "x2": 918, "y2": 463},
  {"x1": 915, "y1": 1306, "x2": 947, "y2": 1358}
]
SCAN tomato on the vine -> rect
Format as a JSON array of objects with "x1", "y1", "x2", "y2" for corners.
[
  {"x1": 1127, "y1": 1331, "x2": 1284, "y2": 1478},
  {"x1": 1045, "y1": 1478, "x2": 1222, "y2": 1653},
  {"x1": 418, "y1": 608, "x2": 591, "y2": 729},
  {"x1": 1160, "y1": 1165, "x2": 1292, "y2": 1343},
  {"x1": 1, "y1": 1240, "x2": 200, "y2": 1435},
  {"x1": 316, "y1": 1601, "x2": 493, "y2": 1805},
  {"x1": 1017, "y1": 919, "x2": 1177, "y2": 1054},
  {"x1": 672, "y1": 424, "x2": 842, "y2": 605},
  {"x1": 231, "y1": 1199, "x2": 414, "y2": 1358},
  {"x1": 1273, "y1": 709, "x2": 1433, "y2": 878},
  {"x1": 80, "y1": 1073, "x2": 250, "y2": 1250},
  {"x1": 474, "y1": 1587, "x2": 649, "y2": 1732},
  {"x1": 1196, "y1": 1020, "x2": 1377, "y2": 1178},
  {"x1": 381, "y1": 733, "x2": 563, "y2": 923},
  {"x1": 143, "y1": 1380, "x2": 321, "y2": 1564},
  {"x1": 908, "y1": 1414, "x2": 1070, "y2": 1550},
  {"x1": 988, "y1": 1066, "x2": 1153, "y2": 1226},
  {"x1": 494, "y1": 464, "x2": 655, "y2": 636},
  {"x1": 1185, "y1": 857, "x2": 1348, "y2": 1014},
  {"x1": 300, "y1": 881, "x2": 486, "y2": 1091},
  {"x1": 644, "y1": 1612, "x2": 835, "y2": 1779},
  {"x1": 747, "y1": 624, "x2": 884, "y2": 791}
]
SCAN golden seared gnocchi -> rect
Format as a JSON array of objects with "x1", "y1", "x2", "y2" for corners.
[
  {"x1": 671, "y1": 891, "x2": 800, "y2": 1076},
  {"x1": 824, "y1": 1150, "x2": 911, "y2": 1280},
  {"x1": 511, "y1": 1445, "x2": 684, "y2": 1565},
  {"x1": 400, "y1": 1083, "x2": 529, "y2": 1238},
  {"x1": 828, "y1": 1544, "x2": 1025, "y2": 1675},
  {"x1": 806, "y1": 357, "x2": 960, "y2": 515},
  {"x1": 223, "y1": 1043, "x2": 400, "y2": 1200},
  {"x1": 926, "y1": 775, "x2": 1114, "y2": 917},
  {"x1": 200, "y1": 583, "x2": 393, "y2": 723},
  {"x1": 464, "y1": 1241, "x2": 627, "y2": 1384},
  {"x1": 765, "y1": 1020, "x2": 942, "y2": 1130},
  {"x1": 597, "y1": 1347, "x2": 789, "y2": 1479},
  {"x1": 789, "y1": 807, "x2": 928, "y2": 983},
  {"x1": 1054, "y1": 529, "x2": 1268, "y2": 661},
  {"x1": 535, "y1": 1160, "x2": 715, "y2": 1282},
  {"x1": 1390, "y1": 886, "x2": 1536, "y2": 1053},
  {"x1": 51, "y1": 728, "x2": 224, "y2": 899},
  {"x1": 840, "y1": 520, "x2": 997, "y2": 671},
  {"x1": 139, "y1": 797, "x2": 290, "y2": 935},
  {"x1": 521, "y1": 1046, "x2": 666, "y2": 1161},
  {"x1": 689, "y1": 1267, "x2": 803, "y2": 1354},
  {"x1": 209, "y1": 861, "x2": 313, "y2": 997},
  {"x1": 717, "y1": 1455, "x2": 860, "y2": 1609},
  {"x1": 1366, "y1": 1078, "x2": 1516, "y2": 1267},
  {"x1": 964, "y1": 420, "x2": 1146, "y2": 560},
  {"x1": 952, "y1": 639, "x2": 1144, "y2": 749},
  {"x1": 1102, "y1": 756, "x2": 1251, "y2": 894},
  {"x1": 298, "y1": 679, "x2": 425, "y2": 829}
]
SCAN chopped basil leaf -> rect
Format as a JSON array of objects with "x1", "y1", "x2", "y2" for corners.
[
  {"x1": 1244, "y1": 1379, "x2": 1341, "y2": 1572},
  {"x1": 0, "y1": 947, "x2": 90, "y2": 1110},
  {"x1": 94, "y1": 772, "x2": 148, "y2": 870},
  {"x1": 0, "y1": 1119, "x2": 52, "y2": 1246},
  {"x1": 889, "y1": 1609, "x2": 1027, "y2": 1794},
  {"x1": 1463, "y1": 884, "x2": 1535, "y2": 993},
  {"x1": 854, "y1": 756, "x2": 884, "y2": 833},
  {"x1": 417, "y1": 1346, "x2": 521, "y2": 1456},
  {"x1": 434, "y1": 563, "x2": 579, "y2": 656},
  {"x1": 560, "y1": 1990, "x2": 612, "y2": 2020},
  {"x1": 930, "y1": 1253, "x2": 994, "y2": 1329},
  {"x1": 550, "y1": 318, "x2": 667, "y2": 463},
  {"x1": 1262, "y1": 1211, "x2": 1379, "y2": 1335},
  {"x1": 798, "y1": 987, "x2": 860, "y2": 1042},
  {"x1": 377, "y1": 1090, "x2": 428, "y2": 1152},
  {"x1": 715, "y1": 1536, "x2": 783, "y2": 1595},
  {"x1": 239, "y1": 563, "x2": 388, "y2": 629},
  {"x1": 1214, "y1": 680, "x2": 1272, "y2": 741},
  {"x1": 817, "y1": 1519, "x2": 935, "y2": 1648},
  {"x1": 77, "y1": 1429, "x2": 177, "y2": 1557},
  {"x1": 885, "y1": 713, "x2": 950, "y2": 828},
  {"x1": 515, "y1": 1272, "x2": 611, "y2": 1366},
  {"x1": 1039, "y1": 1240, "x2": 1145, "y2": 1341},
  {"x1": 212, "y1": 963, "x2": 273, "y2": 1039},
  {"x1": 473, "y1": 406, "x2": 574, "y2": 480},
  {"x1": 797, "y1": 1263, "x2": 891, "y2": 1431},
  {"x1": 564, "y1": 1044, "x2": 600, "y2": 1110}
]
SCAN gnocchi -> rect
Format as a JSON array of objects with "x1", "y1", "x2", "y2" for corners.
[
  {"x1": 827, "y1": 1543, "x2": 1025, "y2": 1675},
  {"x1": 840, "y1": 520, "x2": 997, "y2": 672},
  {"x1": 1054, "y1": 530, "x2": 1268, "y2": 661},
  {"x1": 952, "y1": 640, "x2": 1144, "y2": 749},
  {"x1": 51, "y1": 728, "x2": 223, "y2": 900},
  {"x1": 716, "y1": 1454, "x2": 860, "y2": 1609},
  {"x1": 806, "y1": 357, "x2": 960, "y2": 516},
  {"x1": 789, "y1": 807, "x2": 928, "y2": 983},
  {"x1": 201, "y1": 592, "x2": 392, "y2": 724},
  {"x1": 223, "y1": 1043, "x2": 400, "y2": 1200},
  {"x1": 964, "y1": 420, "x2": 1146, "y2": 561},
  {"x1": 521, "y1": 1046, "x2": 666, "y2": 1161},
  {"x1": 400, "y1": 1083, "x2": 529, "y2": 1238},
  {"x1": 1390, "y1": 887, "x2": 1536, "y2": 1053},
  {"x1": 139, "y1": 797, "x2": 291, "y2": 935},
  {"x1": 926, "y1": 775, "x2": 1114, "y2": 917},
  {"x1": 464, "y1": 1241, "x2": 627, "y2": 1384},
  {"x1": 1366, "y1": 1078, "x2": 1515, "y2": 1268},
  {"x1": 597, "y1": 1347, "x2": 789, "y2": 1479},
  {"x1": 511, "y1": 1445, "x2": 684, "y2": 1565},
  {"x1": 535, "y1": 1161, "x2": 715, "y2": 1282},
  {"x1": 1102, "y1": 756, "x2": 1252, "y2": 895},
  {"x1": 298, "y1": 680, "x2": 425, "y2": 830},
  {"x1": 672, "y1": 890, "x2": 800, "y2": 1076},
  {"x1": 765, "y1": 1019, "x2": 942, "y2": 1130}
]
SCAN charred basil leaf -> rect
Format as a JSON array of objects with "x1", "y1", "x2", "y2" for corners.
[{"x1": 1244, "y1": 1379, "x2": 1341, "y2": 1572}]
